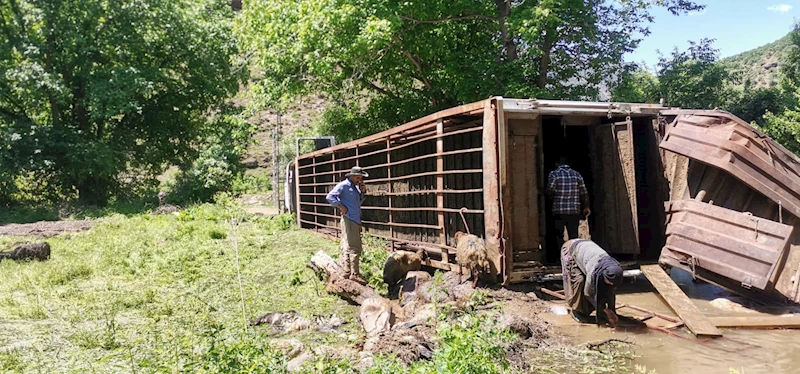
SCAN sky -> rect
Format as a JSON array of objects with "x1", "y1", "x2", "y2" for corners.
[{"x1": 626, "y1": 1, "x2": 800, "y2": 69}]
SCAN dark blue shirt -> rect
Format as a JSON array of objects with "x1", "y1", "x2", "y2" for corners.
[{"x1": 326, "y1": 178, "x2": 366, "y2": 224}]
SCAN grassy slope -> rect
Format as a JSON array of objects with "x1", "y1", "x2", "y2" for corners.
[
  {"x1": 721, "y1": 33, "x2": 793, "y2": 88},
  {"x1": 0, "y1": 203, "x2": 359, "y2": 373}
]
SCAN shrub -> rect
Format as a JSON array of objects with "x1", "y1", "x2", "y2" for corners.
[{"x1": 170, "y1": 106, "x2": 255, "y2": 204}]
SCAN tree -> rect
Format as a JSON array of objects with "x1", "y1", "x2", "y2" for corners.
[
  {"x1": 611, "y1": 66, "x2": 660, "y2": 103},
  {"x1": 0, "y1": 0, "x2": 245, "y2": 204},
  {"x1": 240, "y1": 0, "x2": 703, "y2": 141},
  {"x1": 723, "y1": 84, "x2": 787, "y2": 125},
  {"x1": 654, "y1": 38, "x2": 730, "y2": 109}
]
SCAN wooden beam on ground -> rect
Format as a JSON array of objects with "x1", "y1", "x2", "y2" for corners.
[
  {"x1": 539, "y1": 287, "x2": 565, "y2": 300},
  {"x1": 708, "y1": 315, "x2": 800, "y2": 329},
  {"x1": 641, "y1": 265, "x2": 722, "y2": 338}
]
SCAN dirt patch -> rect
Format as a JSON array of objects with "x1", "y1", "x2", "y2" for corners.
[
  {"x1": 363, "y1": 327, "x2": 435, "y2": 363},
  {"x1": 239, "y1": 194, "x2": 281, "y2": 216},
  {"x1": 0, "y1": 220, "x2": 95, "y2": 237}
]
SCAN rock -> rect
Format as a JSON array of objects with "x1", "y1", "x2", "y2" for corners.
[
  {"x1": 710, "y1": 298, "x2": 757, "y2": 314},
  {"x1": 152, "y1": 204, "x2": 181, "y2": 215},
  {"x1": 400, "y1": 271, "x2": 432, "y2": 307},
  {"x1": 359, "y1": 297, "x2": 395, "y2": 337},
  {"x1": 242, "y1": 157, "x2": 259, "y2": 168},
  {"x1": 549, "y1": 305, "x2": 569, "y2": 316},
  {"x1": 363, "y1": 327, "x2": 435, "y2": 363},
  {"x1": 250, "y1": 311, "x2": 311, "y2": 331},
  {"x1": 763, "y1": 61, "x2": 778, "y2": 70},
  {"x1": 313, "y1": 314, "x2": 347, "y2": 333},
  {"x1": 355, "y1": 352, "x2": 375, "y2": 372},
  {"x1": 287, "y1": 351, "x2": 314, "y2": 372},
  {"x1": 400, "y1": 304, "x2": 436, "y2": 328},
  {"x1": 271, "y1": 338, "x2": 305, "y2": 359},
  {"x1": 0, "y1": 242, "x2": 50, "y2": 262}
]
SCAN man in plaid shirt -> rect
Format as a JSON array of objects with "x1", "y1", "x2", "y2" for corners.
[{"x1": 547, "y1": 157, "x2": 591, "y2": 252}]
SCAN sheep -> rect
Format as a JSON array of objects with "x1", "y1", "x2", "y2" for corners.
[
  {"x1": 383, "y1": 250, "x2": 424, "y2": 286},
  {"x1": 453, "y1": 231, "x2": 490, "y2": 287}
]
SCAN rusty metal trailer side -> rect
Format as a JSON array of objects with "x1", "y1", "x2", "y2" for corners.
[
  {"x1": 659, "y1": 111, "x2": 800, "y2": 299},
  {"x1": 293, "y1": 97, "x2": 670, "y2": 285},
  {"x1": 294, "y1": 98, "x2": 504, "y2": 278}
]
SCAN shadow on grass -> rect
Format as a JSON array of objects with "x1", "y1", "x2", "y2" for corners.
[{"x1": 0, "y1": 198, "x2": 156, "y2": 225}]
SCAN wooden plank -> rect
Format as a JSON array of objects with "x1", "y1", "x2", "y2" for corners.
[
  {"x1": 708, "y1": 315, "x2": 800, "y2": 329},
  {"x1": 295, "y1": 161, "x2": 302, "y2": 226},
  {"x1": 508, "y1": 119, "x2": 541, "y2": 260},
  {"x1": 640, "y1": 264, "x2": 722, "y2": 338},
  {"x1": 386, "y1": 137, "x2": 394, "y2": 250},
  {"x1": 497, "y1": 98, "x2": 512, "y2": 284},
  {"x1": 482, "y1": 99, "x2": 502, "y2": 279}
]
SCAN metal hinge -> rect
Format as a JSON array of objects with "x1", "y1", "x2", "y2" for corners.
[{"x1": 741, "y1": 281, "x2": 752, "y2": 290}]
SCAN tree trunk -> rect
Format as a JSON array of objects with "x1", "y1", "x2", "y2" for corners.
[
  {"x1": 495, "y1": 0, "x2": 517, "y2": 60},
  {"x1": 309, "y1": 251, "x2": 381, "y2": 304},
  {"x1": 308, "y1": 251, "x2": 397, "y2": 336},
  {"x1": 537, "y1": 39, "x2": 555, "y2": 89}
]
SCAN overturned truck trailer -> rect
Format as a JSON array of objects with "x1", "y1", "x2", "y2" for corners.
[
  {"x1": 289, "y1": 97, "x2": 800, "y2": 302},
  {"x1": 658, "y1": 110, "x2": 800, "y2": 302}
]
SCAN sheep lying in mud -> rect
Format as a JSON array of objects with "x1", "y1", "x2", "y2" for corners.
[{"x1": 454, "y1": 231, "x2": 490, "y2": 287}]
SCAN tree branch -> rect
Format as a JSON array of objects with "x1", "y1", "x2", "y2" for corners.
[
  {"x1": 365, "y1": 79, "x2": 396, "y2": 98},
  {"x1": 398, "y1": 14, "x2": 497, "y2": 25},
  {"x1": 401, "y1": 50, "x2": 437, "y2": 107}
]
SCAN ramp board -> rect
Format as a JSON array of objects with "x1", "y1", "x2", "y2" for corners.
[
  {"x1": 708, "y1": 315, "x2": 800, "y2": 329},
  {"x1": 641, "y1": 264, "x2": 722, "y2": 338}
]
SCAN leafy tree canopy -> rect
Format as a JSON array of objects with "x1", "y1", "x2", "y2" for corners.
[
  {"x1": 654, "y1": 38, "x2": 729, "y2": 109},
  {"x1": 240, "y1": 0, "x2": 703, "y2": 141},
  {"x1": 0, "y1": 0, "x2": 245, "y2": 204}
]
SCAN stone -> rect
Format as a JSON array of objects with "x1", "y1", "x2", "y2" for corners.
[
  {"x1": 359, "y1": 297, "x2": 395, "y2": 337},
  {"x1": 287, "y1": 351, "x2": 314, "y2": 372},
  {"x1": 271, "y1": 338, "x2": 305, "y2": 359},
  {"x1": 241, "y1": 157, "x2": 259, "y2": 168}
]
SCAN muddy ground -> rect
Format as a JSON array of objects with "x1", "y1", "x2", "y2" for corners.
[{"x1": 0, "y1": 220, "x2": 95, "y2": 237}]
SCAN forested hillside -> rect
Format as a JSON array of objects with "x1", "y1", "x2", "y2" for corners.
[{"x1": 722, "y1": 33, "x2": 793, "y2": 88}]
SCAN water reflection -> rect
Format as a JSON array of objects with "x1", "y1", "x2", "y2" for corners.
[{"x1": 543, "y1": 269, "x2": 800, "y2": 373}]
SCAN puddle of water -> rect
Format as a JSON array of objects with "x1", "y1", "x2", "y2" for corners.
[{"x1": 543, "y1": 270, "x2": 800, "y2": 374}]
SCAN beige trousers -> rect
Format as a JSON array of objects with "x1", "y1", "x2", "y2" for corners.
[{"x1": 340, "y1": 216, "x2": 363, "y2": 276}]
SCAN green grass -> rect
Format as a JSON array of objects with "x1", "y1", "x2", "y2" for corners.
[
  {"x1": 0, "y1": 203, "x2": 355, "y2": 373},
  {"x1": 0, "y1": 201, "x2": 638, "y2": 373}
]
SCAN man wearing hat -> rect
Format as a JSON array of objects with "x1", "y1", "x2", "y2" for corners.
[{"x1": 326, "y1": 166, "x2": 369, "y2": 284}]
